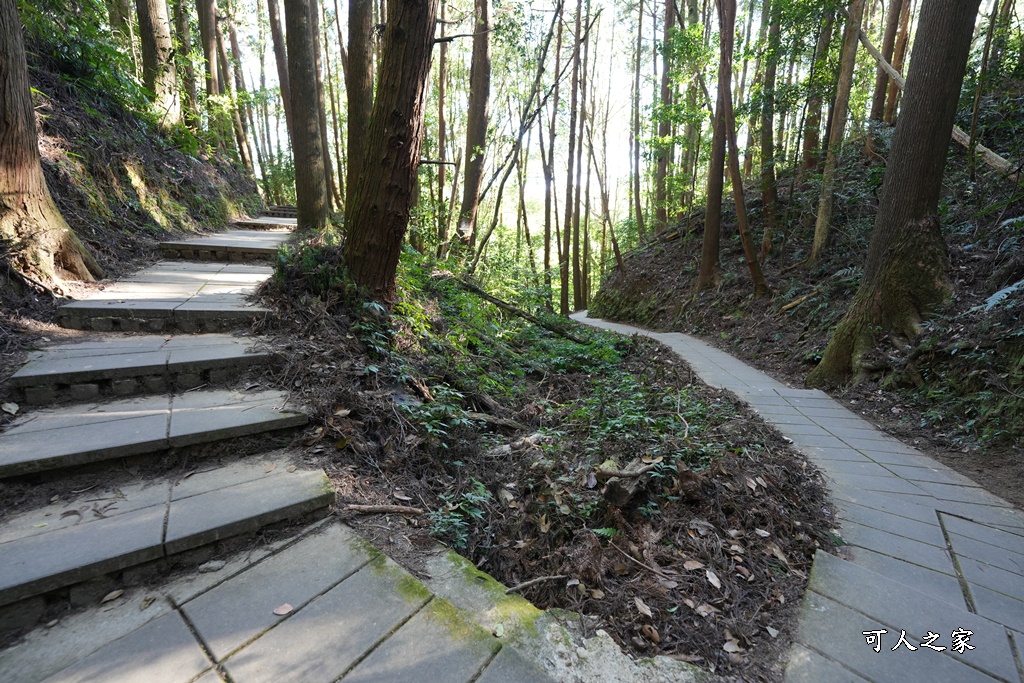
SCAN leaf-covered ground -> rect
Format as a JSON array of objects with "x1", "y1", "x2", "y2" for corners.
[{"x1": 256, "y1": 246, "x2": 836, "y2": 681}]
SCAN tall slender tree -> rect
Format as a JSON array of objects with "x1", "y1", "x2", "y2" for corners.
[
  {"x1": 266, "y1": 0, "x2": 293, "y2": 140},
  {"x1": 136, "y1": 0, "x2": 181, "y2": 127},
  {"x1": 196, "y1": 0, "x2": 221, "y2": 96},
  {"x1": 456, "y1": 0, "x2": 492, "y2": 246},
  {"x1": 172, "y1": 0, "x2": 200, "y2": 128},
  {"x1": 560, "y1": 0, "x2": 583, "y2": 314},
  {"x1": 654, "y1": 0, "x2": 674, "y2": 232},
  {"x1": 345, "y1": 0, "x2": 374, "y2": 225},
  {"x1": 283, "y1": 0, "x2": 329, "y2": 230}
]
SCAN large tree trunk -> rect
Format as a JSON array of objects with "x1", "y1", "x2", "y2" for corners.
[
  {"x1": 195, "y1": 0, "x2": 220, "y2": 96},
  {"x1": 808, "y1": 0, "x2": 982, "y2": 387},
  {"x1": 136, "y1": 0, "x2": 180, "y2": 127},
  {"x1": 266, "y1": 0, "x2": 294, "y2": 141},
  {"x1": 343, "y1": 0, "x2": 438, "y2": 303},
  {"x1": 345, "y1": 0, "x2": 374, "y2": 226},
  {"x1": 542, "y1": 12, "x2": 563, "y2": 310},
  {"x1": 808, "y1": 0, "x2": 865, "y2": 266},
  {"x1": 456, "y1": 0, "x2": 492, "y2": 246},
  {"x1": 215, "y1": 17, "x2": 253, "y2": 170},
  {"x1": 0, "y1": 0, "x2": 103, "y2": 290},
  {"x1": 172, "y1": 0, "x2": 200, "y2": 129},
  {"x1": 654, "y1": 0, "x2": 673, "y2": 233},
  {"x1": 435, "y1": 0, "x2": 449, "y2": 254},
  {"x1": 283, "y1": 0, "x2": 328, "y2": 231}
]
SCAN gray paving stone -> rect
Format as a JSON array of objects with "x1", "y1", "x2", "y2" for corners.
[
  {"x1": 833, "y1": 473, "x2": 930, "y2": 496},
  {"x1": 41, "y1": 612, "x2": 211, "y2": 683},
  {"x1": 789, "y1": 433, "x2": 856, "y2": 449},
  {"x1": 828, "y1": 485, "x2": 942, "y2": 526},
  {"x1": 167, "y1": 390, "x2": 305, "y2": 447},
  {"x1": 476, "y1": 646, "x2": 556, "y2": 683},
  {"x1": 816, "y1": 459, "x2": 899, "y2": 478},
  {"x1": 798, "y1": 445, "x2": 874, "y2": 462},
  {"x1": 942, "y1": 515, "x2": 1024, "y2": 555},
  {"x1": 807, "y1": 551, "x2": 1018, "y2": 681},
  {"x1": 340, "y1": 600, "x2": 498, "y2": 683},
  {"x1": 182, "y1": 523, "x2": 377, "y2": 660},
  {"x1": 0, "y1": 505, "x2": 165, "y2": 606},
  {"x1": 795, "y1": 406, "x2": 863, "y2": 419},
  {"x1": 11, "y1": 351, "x2": 169, "y2": 385},
  {"x1": 956, "y1": 555, "x2": 1024, "y2": 605},
  {"x1": 783, "y1": 643, "x2": 871, "y2": 683},
  {"x1": 915, "y1": 481, "x2": 1009, "y2": 506},
  {"x1": 946, "y1": 532, "x2": 1024, "y2": 576},
  {"x1": 884, "y1": 464, "x2": 981, "y2": 486},
  {"x1": 776, "y1": 422, "x2": 835, "y2": 437},
  {"x1": 164, "y1": 469, "x2": 333, "y2": 554},
  {"x1": 935, "y1": 501, "x2": 1024, "y2": 530},
  {"x1": 222, "y1": 555, "x2": 427, "y2": 683},
  {"x1": 797, "y1": 590, "x2": 1001, "y2": 683},
  {"x1": 827, "y1": 427, "x2": 895, "y2": 443},
  {"x1": 171, "y1": 457, "x2": 290, "y2": 500},
  {"x1": 0, "y1": 413, "x2": 169, "y2": 476},
  {"x1": 967, "y1": 583, "x2": 1024, "y2": 634},
  {"x1": 843, "y1": 439, "x2": 919, "y2": 456},
  {"x1": 844, "y1": 545, "x2": 966, "y2": 606},
  {"x1": 837, "y1": 520, "x2": 953, "y2": 570},
  {"x1": 835, "y1": 499, "x2": 946, "y2": 547}
]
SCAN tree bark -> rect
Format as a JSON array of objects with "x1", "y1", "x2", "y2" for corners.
[
  {"x1": 654, "y1": 0, "x2": 674, "y2": 233},
  {"x1": 808, "y1": 0, "x2": 865, "y2": 266},
  {"x1": 283, "y1": 0, "x2": 329, "y2": 231},
  {"x1": 883, "y1": 0, "x2": 912, "y2": 123},
  {"x1": 759, "y1": 0, "x2": 780, "y2": 259},
  {"x1": 322, "y1": 13, "x2": 345, "y2": 208},
  {"x1": 172, "y1": 0, "x2": 200, "y2": 129},
  {"x1": 195, "y1": 0, "x2": 220, "y2": 96},
  {"x1": 215, "y1": 16, "x2": 253, "y2": 170},
  {"x1": 436, "y1": 0, "x2": 449, "y2": 255},
  {"x1": 266, "y1": 0, "x2": 293, "y2": 141},
  {"x1": 136, "y1": 0, "x2": 181, "y2": 127},
  {"x1": 560, "y1": 0, "x2": 583, "y2": 315},
  {"x1": 868, "y1": 0, "x2": 903, "y2": 122},
  {"x1": 808, "y1": 0, "x2": 982, "y2": 387},
  {"x1": 456, "y1": 0, "x2": 492, "y2": 246},
  {"x1": 801, "y1": 7, "x2": 834, "y2": 173},
  {"x1": 632, "y1": 0, "x2": 646, "y2": 242},
  {"x1": 343, "y1": 0, "x2": 438, "y2": 303},
  {"x1": 694, "y1": 26, "x2": 728, "y2": 292},
  {"x1": 308, "y1": 0, "x2": 336, "y2": 213},
  {"x1": 0, "y1": 0, "x2": 103, "y2": 290},
  {"x1": 345, "y1": 0, "x2": 374, "y2": 226}
]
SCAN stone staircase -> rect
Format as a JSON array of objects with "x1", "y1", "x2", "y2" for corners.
[{"x1": 0, "y1": 220, "x2": 332, "y2": 627}]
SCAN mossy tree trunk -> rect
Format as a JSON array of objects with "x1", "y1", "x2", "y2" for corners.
[
  {"x1": 456, "y1": 0, "x2": 491, "y2": 247},
  {"x1": 808, "y1": 0, "x2": 983, "y2": 387},
  {"x1": 343, "y1": 0, "x2": 438, "y2": 304},
  {"x1": 0, "y1": 0, "x2": 103, "y2": 292},
  {"x1": 344, "y1": 0, "x2": 374, "y2": 227},
  {"x1": 135, "y1": 0, "x2": 180, "y2": 127}
]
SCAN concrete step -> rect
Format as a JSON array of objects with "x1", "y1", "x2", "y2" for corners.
[
  {"x1": 784, "y1": 550, "x2": 1021, "y2": 683},
  {"x1": 159, "y1": 229, "x2": 292, "y2": 262},
  {"x1": 233, "y1": 216, "x2": 297, "y2": 230},
  {"x1": 265, "y1": 205, "x2": 297, "y2": 218},
  {"x1": 56, "y1": 262, "x2": 274, "y2": 333},
  {"x1": 0, "y1": 390, "x2": 306, "y2": 478},
  {"x1": 0, "y1": 456, "x2": 333, "y2": 609},
  {"x1": 9, "y1": 335, "x2": 276, "y2": 405}
]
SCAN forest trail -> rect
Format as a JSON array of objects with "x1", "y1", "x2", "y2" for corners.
[
  {"x1": 573, "y1": 312, "x2": 1024, "y2": 683},
  {"x1": 1, "y1": 224, "x2": 714, "y2": 683}
]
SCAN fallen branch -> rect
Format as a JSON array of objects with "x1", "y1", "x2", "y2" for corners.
[
  {"x1": 443, "y1": 276, "x2": 589, "y2": 345},
  {"x1": 594, "y1": 462, "x2": 659, "y2": 480},
  {"x1": 504, "y1": 574, "x2": 567, "y2": 594},
  {"x1": 609, "y1": 542, "x2": 674, "y2": 579},
  {"x1": 852, "y1": 14, "x2": 1021, "y2": 184},
  {"x1": 344, "y1": 504, "x2": 424, "y2": 515},
  {"x1": 779, "y1": 291, "x2": 819, "y2": 313}
]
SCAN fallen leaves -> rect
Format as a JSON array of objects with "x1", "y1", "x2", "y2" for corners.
[
  {"x1": 634, "y1": 596, "x2": 653, "y2": 618},
  {"x1": 273, "y1": 603, "x2": 293, "y2": 616},
  {"x1": 705, "y1": 569, "x2": 722, "y2": 590},
  {"x1": 2, "y1": 402, "x2": 19, "y2": 415},
  {"x1": 101, "y1": 589, "x2": 124, "y2": 604}
]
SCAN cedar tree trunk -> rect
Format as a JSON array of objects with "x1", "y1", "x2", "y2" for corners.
[
  {"x1": 808, "y1": 0, "x2": 983, "y2": 387},
  {"x1": 136, "y1": 0, "x2": 180, "y2": 127},
  {"x1": 456, "y1": 0, "x2": 491, "y2": 246},
  {"x1": 343, "y1": 0, "x2": 438, "y2": 303},
  {"x1": 345, "y1": 0, "x2": 374, "y2": 226},
  {"x1": 0, "y1": 0, "x2": 103, "y2": 289},
  {"x1": 283, "y1": 0, "x2": 328, "y2": 231}
]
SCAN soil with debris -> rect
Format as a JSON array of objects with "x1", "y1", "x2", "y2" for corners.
[
  {"x1": 252, "y1": 251, "x2": 837, "y2": 682},
  {"x1": 592, "y1": 136, "x2": 1024, "y2": 511}
]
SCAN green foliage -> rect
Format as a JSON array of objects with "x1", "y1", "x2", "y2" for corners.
[
  {"x1": 429, "y1": 480, "x2": 493, "y2": 550},
  {"x1": 273, "y1": 233, "x2": 349, "y2": 297},
  {"x1": 19, "y1": 0, "x2": 148, "y2": 111}
]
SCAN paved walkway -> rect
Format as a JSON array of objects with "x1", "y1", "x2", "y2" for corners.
[{"x1": 573, "y1": 312, "x2": 1024, "y2": 683}]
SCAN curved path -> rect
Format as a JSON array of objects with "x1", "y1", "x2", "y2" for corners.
[{"x1": 573, "y1": 312, "x2": 1024, "y2": 683}]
